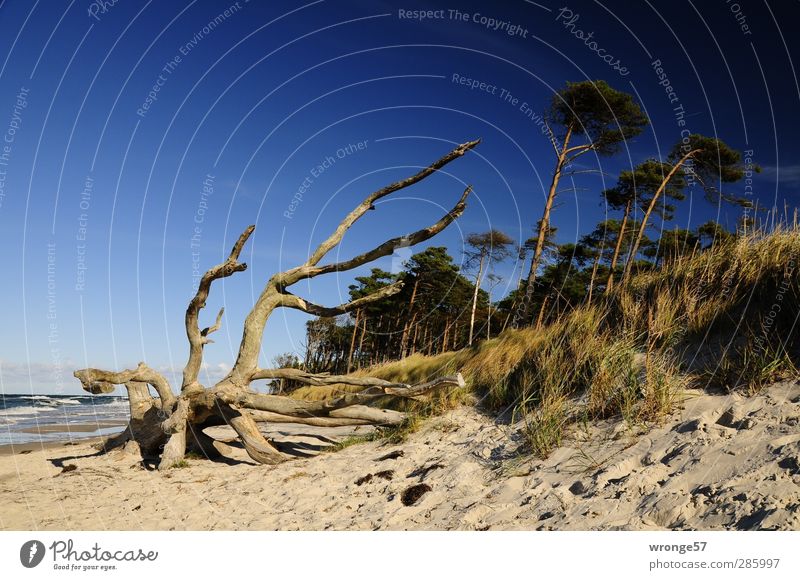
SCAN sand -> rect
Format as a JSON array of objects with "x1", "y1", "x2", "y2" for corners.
[
  {"x1": 1, "y1": 381, "x2": 799, "y2": 530},
  {"x1": 18, "y1": 421, "x2": 128, "y2": 434},
  {"x1": 0, "y1": 437, "x2": 107, "y2": 457}
]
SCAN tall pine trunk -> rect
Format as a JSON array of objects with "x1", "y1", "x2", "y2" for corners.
[
  {"x1": 400, "y1": 279, "x2": 419, "y2": 356},
  {"x1": 346, "y1": 309, "x2": 361, "y2": 372},
  {"x1": 468, "y1": 254, "x2": 486, "y2": 346},
  {"x1": 622, "y1": 149, "x2": 698, "y2": 285},
  {"x1": 521, "y1": 125, "x2": 574, "y2": 322},
  {"x1": 587, "y1": 252, "x2": 601, "y2": 303},
  {"x1": 606, "y1": 198, "x2": 632, "y2": 292}
]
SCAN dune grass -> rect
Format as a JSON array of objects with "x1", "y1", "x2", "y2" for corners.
[
  {"x1": 290, "y1": 351, "x2": 467, "y2": 401},
  {"x1": 291, "y1": 224, "x2": 800, "y2": 457}
]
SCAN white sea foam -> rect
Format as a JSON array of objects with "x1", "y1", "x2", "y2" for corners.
[
  {"x1": 20, "y1": 396, "x2": 81, "y2": 406},
  {"x1": 0, "y1": 406, "x2": 46, "y2": 416},
  {"x1": 54, "y1": 398, "x2": 81, "y2": 405},
  {"x1": 99, "y1": 400, "x2": 128, "y2": 408}
]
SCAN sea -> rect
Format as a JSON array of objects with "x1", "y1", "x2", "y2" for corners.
[{"x1": 0, "y1": 393, "x2": 129, "y2": 446}]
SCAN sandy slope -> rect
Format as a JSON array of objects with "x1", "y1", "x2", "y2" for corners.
[{"x1": 1, "y1": 381, "x2": 799, "y2": 531}]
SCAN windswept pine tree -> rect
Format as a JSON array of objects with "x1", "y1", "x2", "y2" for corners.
[
  {"x1": 520, "y1": 80, "x2": 648, "y2": 322},
  {"x1": 622, "y1": 135, "x2": 755, "y2": 284},
  {"x1": 464, "y1": 229, "x2": 515, "y2": 345},
  {"x1": 602, "y1": 160, "x2": 686, "y2": 290}
]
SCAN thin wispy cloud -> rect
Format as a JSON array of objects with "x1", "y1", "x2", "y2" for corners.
[{"x1": 759, "y1": 165, "x2": 800, "y2": 187}]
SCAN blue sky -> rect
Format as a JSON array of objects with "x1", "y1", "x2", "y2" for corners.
[{"x1": 0, "y1": 0, "x2": 797, "y2": 393}]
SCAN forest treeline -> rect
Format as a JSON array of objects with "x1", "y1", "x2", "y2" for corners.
[{"x1": 279, "y1": 79, "x2": 760, "y2": 384}]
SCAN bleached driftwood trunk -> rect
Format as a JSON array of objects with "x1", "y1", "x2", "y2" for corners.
[{"x1": 74, "y1": 140, "x2": 479, "y2": 469}]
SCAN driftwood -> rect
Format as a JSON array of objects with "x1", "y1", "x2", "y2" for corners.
[{"x1": 74, "y1": 140, "x2": 479, "y2": 469}]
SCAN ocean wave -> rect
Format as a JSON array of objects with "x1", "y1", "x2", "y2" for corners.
[
  {"x1": 0, "y1": 406, "x2": 46, "y2": 416},
  {"x1": 97, "y1": 400, "x2": 128, "y2": 407},
  {"x1": 20, "y1": 396, "x2": 81, "y2": 406},
  {"x1": 0, "y1": 396, "x2": 131, "y2": 430}
]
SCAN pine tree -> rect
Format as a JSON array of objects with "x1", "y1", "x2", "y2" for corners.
[{"x1": 520, "y1": 80, "x2": 648, "y2": 322}]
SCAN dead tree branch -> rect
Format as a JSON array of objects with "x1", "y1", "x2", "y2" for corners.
[
  {"x1": 183, "y1": 225, "x2": 254, "y2": 392},
  {"x1": 278, "y1": 281, "x2": 404, "y2": 317},
  {"x1": 228, "y1": 141, "x2": 479, "y2": 385},
  {"x1": 283, "y1": 186, "x2": 472, "y2": 284},
  {"x1": 301, "y1": 139, "x2": 480, "y2": 269},
  {"x1": 74, "y1": 362, "x2": 175, "y2": 409},
  {"x1": 74, "y1": 140, "x2": 479, "y2": 468}
]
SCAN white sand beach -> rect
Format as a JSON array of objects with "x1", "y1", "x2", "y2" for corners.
[{"x1": 1, "y1": 381, "x2": 799, "y2": 531}]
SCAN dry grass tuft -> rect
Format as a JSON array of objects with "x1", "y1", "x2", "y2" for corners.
[{"x1": 290, "y1": 224, "x2": 800, "y2": 459}]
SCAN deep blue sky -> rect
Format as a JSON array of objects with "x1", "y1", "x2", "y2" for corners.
[{"x1": 1, "y1": 0, "x2": 798, "y2": 393}]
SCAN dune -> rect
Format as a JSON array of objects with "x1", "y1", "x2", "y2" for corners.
[{"x1": 1, "y1": 380, "x2": 798, "y2": 531}]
